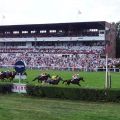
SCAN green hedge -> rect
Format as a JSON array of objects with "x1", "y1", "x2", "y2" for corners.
[
  {"x1": 26, "y1": 85, "x2": 120, "y2": 102},
  {"x1": 1, "y1": 83, "x2": 120, "y2": 102},
  {"x1": 0, "y1": 83, "x2": 13, "y2": 94}
]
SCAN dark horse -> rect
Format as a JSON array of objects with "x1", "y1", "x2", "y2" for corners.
[
  {"x1": 62, "y1": 77, "x2": 84, "y2": 86},
  {"x1": 32, "y1": 74, "x2": 51, "y2": 83},
  {"x1": 45, "y1": 76, "x2": 63, "y2": 85},
  {"x1": 8, "y1": 71, "x2": 17, "y2": 81},
  {"x1": 0, "y1": 71, "x2": 17, "y2": 82}
]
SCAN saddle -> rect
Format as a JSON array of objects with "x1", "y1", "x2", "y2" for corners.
[{"x1": 71, "y1": 78, "x2": 78, "y2": 82}]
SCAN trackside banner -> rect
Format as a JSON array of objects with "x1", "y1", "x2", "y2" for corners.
[{"x1": 12, "y1": 83, "x2": 26, "y2": 93}]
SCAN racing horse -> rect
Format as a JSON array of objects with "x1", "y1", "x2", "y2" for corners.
[
  {"x1": 0, "y1": 71, "x2": 17, "y2": 82},
  {"x1": 45, "y1": 76, "x2": 63, "y2": 85},
  {"x1": 32, "y1": 73, "x2": 51, "y2": 83},
  {"x1": 62, "y1": 77, "x2": 84, "y2": 86},
  {"x1": 0, "y1": 71, "x2": 6, "y2": 81},
  {"x1": 8, "y1": 71, "x2": 17, "y2": 81}
]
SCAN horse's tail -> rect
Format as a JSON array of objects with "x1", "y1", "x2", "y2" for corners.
[
  {"x1": 81, "y1": 77, "x2": 85, "y2": 82},
  {"x1": 79, "y1": 77, "x2": 84, "y2": 82},
  {"x1": 32, "y1": 76, "x2": 39, "y2": 81}
]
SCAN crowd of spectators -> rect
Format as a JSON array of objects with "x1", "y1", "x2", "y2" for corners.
[{"x1": 0, "y1": 45, "x2": 120, "y2": 72}]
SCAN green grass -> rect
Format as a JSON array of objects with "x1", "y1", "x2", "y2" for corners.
[
  {"x1": 0, "y1": 94, "x2": 120, "y2": 120},
  {"x1": 1, "y1": 68, "x2": 120, "y2": 89},
  {"x1": 24, "y1": 69, "x2": 120, "y2": 89},
  {"x1": 0, "y1": 69, "x2": 120, "y2": 120}
]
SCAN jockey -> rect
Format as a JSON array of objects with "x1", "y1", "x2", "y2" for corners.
[
  {"x1": 51, "y1": 75, "x2": 58, "y2": 80},
  {"x1": 71, "y1": 74, "x2": 79, "y2": 81},
  {"x1": 41, "y1": 72, "x2": 47, "y2": 77}
]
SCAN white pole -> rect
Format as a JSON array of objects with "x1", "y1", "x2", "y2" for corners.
[
  {"x1": 19, "y1": 73, "x2": 21, "y2": 84},
  {"x1": 19, "y1": 73, "x2": 21, "y2": 93},
  {"x1": 105, "y1": 50, "x2": 108, "y2": 89}
]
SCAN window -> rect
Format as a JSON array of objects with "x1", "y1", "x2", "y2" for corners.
[
  {"x1": 22, "y1": 31, "x2": 28, "y2": 34},
  {"x1": 13, "y1": 31, "x2": 19, "y2": 34},
  {"x1": 40, "y1": 30, "x2": 46, "y2": 33},
  {"x1": 100, "y1": 31, "x2": 104, "y2": 34},
  {"x1": 5, "y1": 31, "x2": 11, "y2": 34},
  {"x1": 49, "y1": 30, "x2": 56, "y2": 33},
  {"x1": 31, "y1": 30, "x2": 36, "y2": 34}
]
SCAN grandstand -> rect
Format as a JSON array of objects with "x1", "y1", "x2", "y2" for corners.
[{"x1": 0, "y1": 21, "x2": 118, "y2": 71}]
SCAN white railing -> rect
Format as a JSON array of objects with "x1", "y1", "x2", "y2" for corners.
[{"x1": 0, "y1": 65, "x2": 119, "y2": 72}]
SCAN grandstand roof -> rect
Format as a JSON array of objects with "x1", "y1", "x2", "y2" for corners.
[{"x1": 0, "y1": 21, "x2": 107, "y2": 31}]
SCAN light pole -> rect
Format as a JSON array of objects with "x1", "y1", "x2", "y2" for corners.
[
  {"x1": 105, "y1": 41, "x2": 108, "y2": 89},
  {"x1": 105, "y1": 39, "x2": 111, "y2": 89},
  {"x1": 104, "y1": 26, "x2": 111, "y2": 89}
]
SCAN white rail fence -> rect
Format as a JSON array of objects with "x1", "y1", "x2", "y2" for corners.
[{"x1": 0, "y1": 65, "x2": 120, "y2": 72}]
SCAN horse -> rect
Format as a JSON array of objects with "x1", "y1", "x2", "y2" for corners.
[
  {"x1": 45, "y1": 76, "x2": 63, "y2": 85},
  {"x1": 62, "y1": 77, "x2": 84, "y2": 86},
  {"x1": 0, "y1": 71, "x2": 17, "y2": 82},
  {"x1": 32, "y1": 74, "x2": 51, "y2": 83},
  {"x1": 0, "y1": 72, "x2": 6, "y2": 81},
  {"x1": 8, "y1": 71, "x2": 17, "y2": 82}
]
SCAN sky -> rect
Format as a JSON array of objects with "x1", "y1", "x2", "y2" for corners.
[{"x1": 0, "y1": 0, "x2": 120, "y2": 25}]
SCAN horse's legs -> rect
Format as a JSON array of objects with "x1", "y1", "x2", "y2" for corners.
[
  {"x1": 78, "y1": 83, "x2": 81, "y2": 86},
  {"x1": 10, "y1": 78, "x2": 14, "y2": 82},
  {"x1": 9, "y1": 78, "x2": 11, "y2": 82},
  {"x1": 63, "y1": 81, "x2": 68, "y2": 85},
  {"x1": 38, "y1": 79, "x2": 40, "y2": 83},
  {"x1": 1, "y1": 78, "x2": 5, "y2": 82},
  {"x1": 38, "y1": 79, "x2": 42, "y2": 83},
  {"x1": 67, "y1": 83, "x2": 70, "y2": 85},
  {"x1": 42, "y1": 81, "x2": 45, "y2": 85}
]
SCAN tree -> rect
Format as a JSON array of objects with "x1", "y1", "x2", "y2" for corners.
[{"x1": 116, "y1": 21, "x2": 120, "y2": 58}]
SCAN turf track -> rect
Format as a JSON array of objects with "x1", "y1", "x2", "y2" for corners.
[
  {"x1": 0, "y1": 94, "x2": 120, "y2": 120},
  {"x1": 1, "y1": 68, "x2": 120, "y2": 89}
]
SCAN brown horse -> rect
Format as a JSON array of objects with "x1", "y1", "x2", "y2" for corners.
[
  {"x1": 45, "y1": 76, "x2": 63, "y2": 85},
  {"x1": 0, "y1": 71, "x2": 17, "y2": 82},
  {"x1": 62, "y1": 77, "x2": 84, "y2": 86},
  {"x1": 32, "y1": 74, "x2": 51, "y2": 83},
  {"x1": 8, "y1": 71, "x2": 17, "y2": 81}
]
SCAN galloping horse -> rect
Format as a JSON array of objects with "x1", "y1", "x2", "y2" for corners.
[
  {"x1": 8, "y1": 71, "x2": 17, "y2": 81},
  {"x1": 0, "y1": 72, "x2": 6, "y2": 81},
  {"x1": 62, "y1": 77, "x2": 84, "y2": 86},
  {"x1": 32, "y1": 74, "x2": 51, "y2": 83},
  {"x1": 45, "y1": 76, "x2": 63, "y2": 85},
  {"x1": 0, "y1": 71, "x2": 17, "y2": 82}
]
